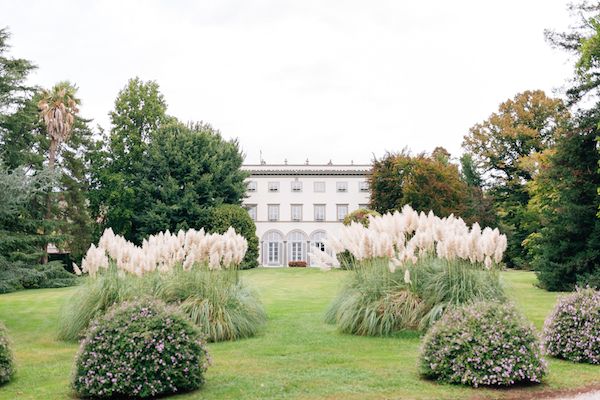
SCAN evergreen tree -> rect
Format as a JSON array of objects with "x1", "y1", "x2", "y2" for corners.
[{"x1": 529, "y1": 108, "x2": 600, "y2": 290}]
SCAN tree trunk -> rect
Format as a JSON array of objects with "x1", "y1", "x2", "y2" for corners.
[{"x1": 42, "y1": 139, "x2": 57, "y2": 264}]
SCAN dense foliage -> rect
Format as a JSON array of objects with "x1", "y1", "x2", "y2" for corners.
[
  {"x1": 205, "y1": 204, "x2": 259, "y2": 269},
  {"x1": 0, "y1": 164, "x2": 77, "y2": 293},
  {"x1": 462, "y1": 90, "x2": 570, "y2": 268},
  {"x1": 543, "y1": 288, "x2": 600, "y2": 364},
  {"x1": 90, "y1": 79, "x2": 249, "y2": 245},
  {"x1": 420, "y1": 302, "x2": 546, "y2": 387},
  {"x1": 0, "y1": 322, "x2": 14, "y2": 385},
  {"x1": 369, "y1": 150, "x2": 494, "y2": 226},
  {"x1": 528, "y1": 109, "x2": 600, "y2": 290},
  {"x1": 72, "y1": 299, "x2": 209, "y2": 398}
]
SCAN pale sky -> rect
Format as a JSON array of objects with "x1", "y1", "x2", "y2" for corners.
[{"x1": 2, "y1": 0, "x2": 575, "y2": 164}]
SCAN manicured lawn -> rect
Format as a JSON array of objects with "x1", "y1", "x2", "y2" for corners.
[{"x1": 0, "y1": 269, "x2": 598, "y2": 399}]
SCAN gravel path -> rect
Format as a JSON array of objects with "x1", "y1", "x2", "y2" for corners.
[{"x1": 553, "y1": 390, "x2": 600, "y2": 400}]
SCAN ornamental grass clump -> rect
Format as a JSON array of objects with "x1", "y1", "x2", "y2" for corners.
[
  {"x1": 315, "y1": 205, "x2": 508, "y2": 335},
  {"x1": 420, "y1": 301, "x2": 547, "y2": 387},
  {"x1": 0, "y1": 322, "x2": 14, "y2": 385},
  {"x1": 59, "y1": 227, "x2": 265, "y2": 342},
  {"x1": 543, "y1": 287, "x2": 600, "y2": 364},
  {"x1": 72, "y1": 299, "x2": 210, "y2": 399}
]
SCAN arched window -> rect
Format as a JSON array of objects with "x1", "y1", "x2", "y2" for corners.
[
  {"x1": 262, "y1": 230, "x2": 283, "y2": 266},
  {"x1": 287, "y1": 230, "x2": 308, "y2": 262},
  {"x1": 310, "y1": 231, "x2": 328, "y2": 266},
  {"x1": 310, "y1": 231, "x2": 327, "y2": 252}
]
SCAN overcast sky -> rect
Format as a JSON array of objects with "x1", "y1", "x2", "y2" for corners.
[{"x1": 2, "y1": 0, "x2": 576, "y2": 164}]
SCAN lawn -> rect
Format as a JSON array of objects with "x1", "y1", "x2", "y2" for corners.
[{"x1": 0, "y1": 268, "x2": 598, "y2": 400}]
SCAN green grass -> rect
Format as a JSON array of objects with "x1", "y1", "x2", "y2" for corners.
[{"x1": 0, "y1": 268, "x2": 598, "y2": 399}]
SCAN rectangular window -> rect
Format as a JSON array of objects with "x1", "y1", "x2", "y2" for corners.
[
  {"x1": 268, "y1": 242, "x2": 280, "y2": 264},
  {"x1": 314, "y1": 204, "x2": 326, "y2": 221},
  {"x1": 314, "y1": 181, "x2": 326, "y2": 192},
  {"x1": 291, "y1": 181, "x2": 303, "y2": 192},
  {"x1": 359, "y1": 181, "x2": 369, "y2": 192},
  {"x1": 291, "y1": 242, "x2": 303, "y2": 261},
  {"x1": 336, "y1": 182, "x2": 348, "y2": 192},
  {"x1": 246, "y1": 204, "x2": 257, "y2": 221},
  {"x1": 268, "y1": 204, "x2": 280, "y2": 221},
  {"x1": 268, "y1": 182, "x2": 280, "y2": 192},
  {"x1": 247, "y1": 181, "x2": 257, "y2": 192},
  {"x1": 291, "y1": 204, "x2": 303, "y2": 221},
  {"x1": 337, "y1": 204, "x2": 349, "y2": 221}
]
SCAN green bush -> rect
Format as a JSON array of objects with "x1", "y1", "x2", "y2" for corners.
[
  {"x1": 543, "y1": 288, "x2": 600, "y2": 364},
  {"x1": 73, "y1": 299, "x2": 209, "y2": 398},
  {"x1": 0, "y1": 322, "x2": 14, "y2": 385},
  {"x1": 420, "y1": 302, "x2": 546, "y2": 387},
  {"x1": 0, "y1": 260, "x2": 78, "y2": 294},
  {"x1": 206, "y1": 204, "x2": 259, "y2": 269},
  {"x1": 58, "y1": 264, "x2": 266, "y2": 343},
  {"x1": 342, "y1": 208, "x2": 380, "y2": 227}
]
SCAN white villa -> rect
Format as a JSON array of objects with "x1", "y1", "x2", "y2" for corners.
[{"x1": 241, "y1": 163, "x2": 371, "y2": 266}]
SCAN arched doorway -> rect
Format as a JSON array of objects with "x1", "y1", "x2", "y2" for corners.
[
  {"x1": 287, "y1": 230, "x2": 308, "y2": 263},
  {"x1": 310, "y1": 230, "x2": 328, "y2": 266}
]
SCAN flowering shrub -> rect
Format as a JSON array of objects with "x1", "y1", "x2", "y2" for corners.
[
  {"x1": 80, "y1": 227, "x2": 248, "y2": 276},
  {"x1": 420, "y1": 302, "x2": 546, "y2": 387},
  {"x1": 73, "y1": 299, "x2": 210, "y2": 398},
  {"x1": 0, "y1": 322, "x2": 14, "y2": 385},
  {"x1": 543, "y1": 288, "x2": 600, "y2": 364}
]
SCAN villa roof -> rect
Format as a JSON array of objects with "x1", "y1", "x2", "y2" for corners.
[{"x1": 241, "y1": 164, "x2": 371, "y2": 176}]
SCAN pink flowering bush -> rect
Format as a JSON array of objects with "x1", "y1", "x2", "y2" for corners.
[
  {"x1": 0, "y1": 322, "x2": 14, "y2": 385},
  {"x1": 543, "y1": 288, "x2": 600, "y2": 364},
  {"x1": 72, "y1": 299, "x2": 210, "y2": 398},
  {"x1": 420, "y1": 302, "x2": 546, "y2": 387}
]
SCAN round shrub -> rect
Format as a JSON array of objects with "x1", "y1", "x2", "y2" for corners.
[
  {"x1": 73, "y1": 299, "x2": 210, "y2": 398},
  {"x1": 342, "y1": 208, "x2": 380, "y2": 227},
  {"x1": 0, "y1": 322, "x2": 14, "y2": 385},
  {"x1": 420, "y1": 302, "x2": 546, "y2": 387},
  {"x1": 543, "y1": 287, "x2": 600, "y2": 364}
]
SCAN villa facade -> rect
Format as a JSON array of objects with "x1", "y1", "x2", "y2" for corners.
[{"x1": 241, "y1": 163, "x2": 371, "y2": 266}]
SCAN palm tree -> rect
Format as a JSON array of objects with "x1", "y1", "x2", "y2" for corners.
[
  {"x1": 38, "y1": 81, "x2": 80, "y2": 171},
  {"x1": 38, "y1": 81, "x2": 80, "y2": 262}
]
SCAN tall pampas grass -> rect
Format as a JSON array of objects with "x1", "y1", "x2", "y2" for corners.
[
  {"x1": 59, "y1": 227, "x2": 265, "y2": 342},
  {"x1": 319, "y1": 206, "x2": 508, "y2": 336}
]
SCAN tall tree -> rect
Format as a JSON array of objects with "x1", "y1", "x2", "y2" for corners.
[
  {"x1": 546, "y1": 2, "x2": 600, "y2": 102},
  {"x1": 370, "y1": 150, "x2": 470, "y2": 220},
  {"x1": 90, "y1": 79, "x2": 249, "y2": 247},
  {"x1": 37, "y1": 82, "x2": 80, "y2": 262},
  {"x1": 462, "y1": 90, "x2": 571, "y2": 268},
  {"x1": 134, "y1": 121, "x2": 248, "y2": 243},
  {"x1": 38, "y1": 82, "x2": 80, "y2": 172},
  {"x1": 89, "y1": 78, "x2": 168, "y2": 241},
  {"x1": 528, "y1": 107, "x2": 600, "y2": 290}
]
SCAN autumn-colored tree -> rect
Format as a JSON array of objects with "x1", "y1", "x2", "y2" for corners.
[
  {"x1": 462, "y1": 90, "x2": 570, "y2": 268},
  {"x1": 370, "y1": 150, "x2": 469, "y2": 220}
]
